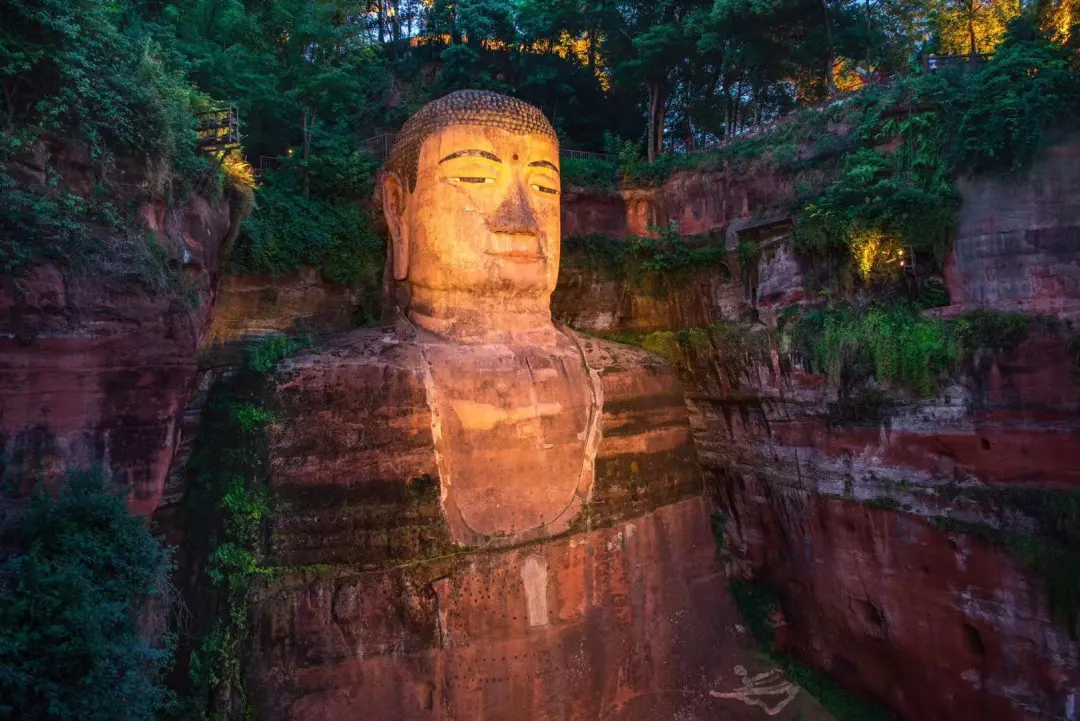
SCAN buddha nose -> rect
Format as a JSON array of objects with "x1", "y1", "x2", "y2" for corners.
[{"x1": 489, "y1": 181, "x2": 540, "y2": 236}]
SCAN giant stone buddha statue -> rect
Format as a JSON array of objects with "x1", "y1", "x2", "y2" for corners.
[{"x1": 248, "y1": 91, "x2": 783, "y2": 721}]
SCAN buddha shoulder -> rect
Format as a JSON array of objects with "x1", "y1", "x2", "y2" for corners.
[
  {"x1": 270, "y1": 325, "x2": 428, "y2": 411},
  {"x1": 567, "y1": 330, "x2": 687, "y2": 404}
]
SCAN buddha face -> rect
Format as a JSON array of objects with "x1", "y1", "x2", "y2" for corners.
[{"x1": 383, "y1": 124, "x2": 562, "y2": 305}]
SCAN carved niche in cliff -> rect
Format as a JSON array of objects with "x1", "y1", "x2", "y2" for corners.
[{"x1": 249, "y1": 92, "x2": 754, "y2": 721}]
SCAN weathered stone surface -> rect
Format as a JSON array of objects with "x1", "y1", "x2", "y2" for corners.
[
  {"x1": 552, "y1": 262, "x2": 742, "y2": 334},
  {"x1": 263, "y1": 323, "x2": 702, "y2": 563},
  {"x1": 0, "y1": 192, "x2": 239, "y2": 516},
  {"x1": 724, "y1": 478, "x2": 1080, "y2": 721},
  {"x1": 249, "y1": 321, "x2": 798, "y2": 719},
  {"x1": 684, "y1": 327, "x2": 1080, "y2": 721},
  {"x1": 561, "y1": 167, "x2": 802, "y2": 242},
  {"x1": 250, "y1": 496, "x2": 833, "y2": 721},
  {"x1": 944, "y1": 137, "x2": 1080, "y2": 320},
  {"x1": 205, "y1": 269, "x2": 365, "y2": 348}
]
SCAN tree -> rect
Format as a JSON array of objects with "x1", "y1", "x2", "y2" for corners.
[
  {"x1": 0, "y1": 468, "x2": 174, "y2": 720},
  {"x1": 931, "y1": 0, "x2": 1022, "y2": 55}
]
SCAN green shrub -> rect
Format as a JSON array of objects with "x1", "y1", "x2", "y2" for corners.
[
  {"x1": 793, "y1": 303, "x2": 957, "y2": 395},
  {"x1": 244, "y1": 333, "x2": 314, "y2": 373},
  {"x1": 229, "y1": 174, "x2": 386, "y2": 319},
  {"x1": 795, "y1": 147, "x2": 959, "y2": 266},
  {"x1": 0, "y1": 467, "x2": 175, "y2": 720},
  {"x1": 0, "y1": 0, "x2": 213, "y2": 280},
  {"x1": 949, "y1": 17, "x2": 1080, "y2": 173},
  {"x1": 955, "y1": 310, "x2": 1030, "y2": 352},
  {"x1": 560, "y1": 156, "x2": 618, "y2": 187},
  {"x1": 179, "y1": 372, "x2": 273, "y2": 718},
  {"x1": 561, "y1": 224, "x2": 726, "y2": 284}
]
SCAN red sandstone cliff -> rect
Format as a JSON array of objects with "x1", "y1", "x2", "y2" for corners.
[
  {"x1": 5, "y1": 129, "x2": 1075, "y2": 721},
  {"x1": 0, "y1": 154, "x2": 245, "y2": 516},
  {"x1": 553, "y1": 137, "x2": 1080, "y2": 721}
]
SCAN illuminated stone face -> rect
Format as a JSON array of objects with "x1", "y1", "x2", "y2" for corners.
[
  {"x1": 408, "y1": 125, "x2": 561, "y2": 295},
  {"x1": 381, "y1": 92, "x2": 595, "y2": 544},
  {"x1": 383, "y1": 94, "x2": 562, "y2": 343}
]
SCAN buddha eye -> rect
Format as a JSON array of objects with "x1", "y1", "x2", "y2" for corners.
[
  {"x1": 453, "y1": 177, "x2": 493, "y2": 184},
  {"x1": 531, "y1": 183, "x2": 559, "y2": 195}
]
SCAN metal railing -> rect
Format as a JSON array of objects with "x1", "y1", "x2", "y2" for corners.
[
  {"x1": 196, "y1": 104, "x2": 240, "y2": 151},
  {"x1": 923, "y1": 53, "x2": 991, "y2": 73},
  {"x1": 560, "y1": 148, "x2": 614, "y2": 162},
  {"x1": 360, "y1": 133, "x2": 397, "y2": 163}
]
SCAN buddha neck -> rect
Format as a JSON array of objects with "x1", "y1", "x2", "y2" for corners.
[{"x1": 407, "y1": 287, "x2": 557, "y2": 346}]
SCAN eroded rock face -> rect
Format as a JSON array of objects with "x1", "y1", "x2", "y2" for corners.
[
  {"x1": 251, "y1": 498, "x2": 786, "y2": 721},
  {"x1": 561, "y1": 167, "x2": 802, "y2": 241},
  {"x1": 726, "y1": 478, "x2": 1080, "y2": 721},
  {"x1": 944, "y1": 138, "x2": 1080, "y2": 320},
  {"x1": 0, "y1": 192, "x2": 239, "y2": 516},
  {"x1": 205, "y1": 269, "x2": 367, "y2": 348},
  {"x1": 682, "y1": 328, "x2": 1080, "y2": 721},
  {"x1": 552, "y1": 263, "x2": 742, "y2": 334}
]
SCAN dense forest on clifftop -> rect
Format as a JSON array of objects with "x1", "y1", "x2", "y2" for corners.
[{"x1": 1, "y1": 0, "x2": 1080, "y2": 719}]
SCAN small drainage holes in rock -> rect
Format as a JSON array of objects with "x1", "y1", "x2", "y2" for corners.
[
  {"x1": 963, "y1": 623, "x2": 986, "y2": 657},
  {"x1": 981, "y1": 438, "x2": 991, "y2": 451},
  {"x1": 858, "y1": 599, "x2": 888, "y2": 630}
]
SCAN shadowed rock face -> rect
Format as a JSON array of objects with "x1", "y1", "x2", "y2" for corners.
[
  {"x1": 944, "y1": 139, "x2": 1080, "y2": 321},
  {"x1": 0, "y1": 191, "x2": 239, "y2": 517}
]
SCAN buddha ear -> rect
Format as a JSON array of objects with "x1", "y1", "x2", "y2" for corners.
[{"x1": 382, "y1": 171, "x2": 409, "y2": 281}]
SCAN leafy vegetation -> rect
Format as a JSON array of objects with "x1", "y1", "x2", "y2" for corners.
[
  {"x1": 0, "y1": 467, "x2": 175, "y2": 720},
  {"x1": 0, "y1": 0, "x2": 217, "y2": 285},
  {"x1": 792, "y1": 302, "x2": 957, "y2": 395},
  {"x1": 955, "y1": 309, "x2": 1031, "y2": 352},
  {"x1": 560, "y1": 156, "x2": 618, "y2": 187},
  {"x1": 228, "y1": 171, "x2": 386, "y2": 302},
  {"x1": 244, "y1": 333, "x2": 314, "y2": 373},
  {"x1": 175, "y1": 333, "x2": 311, "y2": 719},
  {"x1": 563, "y1": 223, "x2": 726, "y2": 285},
  {"x1": 948, "y1": 17, "x2": 1080, "y2": 173},
  {"x1": 730, "y1": 579, "x2": 898, "y2": 721}
]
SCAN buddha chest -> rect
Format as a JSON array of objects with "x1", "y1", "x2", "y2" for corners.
[{"x1": 417, "y1": 328, "x2": 600, "y2": 544}]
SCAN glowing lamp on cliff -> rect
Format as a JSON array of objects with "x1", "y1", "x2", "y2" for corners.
[{"x1": 901, "y1": 246, "x2": 915, "y2": 271}]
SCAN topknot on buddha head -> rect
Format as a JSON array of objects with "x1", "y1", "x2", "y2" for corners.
[{"x1": 387, "y1": 90, "x2": 558, "y2": 193}]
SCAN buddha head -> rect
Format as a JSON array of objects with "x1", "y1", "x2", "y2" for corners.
[{"x1": 382, "y1": 90, "x2": 561, "y2": 342}]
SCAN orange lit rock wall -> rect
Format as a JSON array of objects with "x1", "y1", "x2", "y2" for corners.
[{"x1": 251, "y1": 497, "x2": 821, "y2": 721}]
